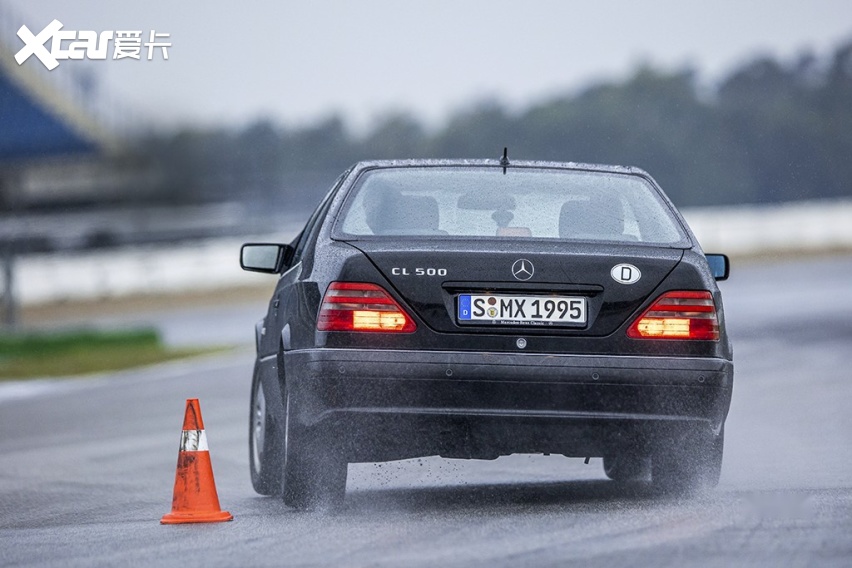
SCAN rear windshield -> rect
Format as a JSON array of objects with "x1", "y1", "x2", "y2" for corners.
[{"x1": 335, "y1": 167, "x2": 687, "y2": 245}]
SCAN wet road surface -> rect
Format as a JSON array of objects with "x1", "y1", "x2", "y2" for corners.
[{"x1": 1, "y1": 255, "x2": 851, "y2": 567}]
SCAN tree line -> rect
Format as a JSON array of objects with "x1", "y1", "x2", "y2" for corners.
[{"x1": 142, "y1": 37, "x2": 852, "y2": 212}]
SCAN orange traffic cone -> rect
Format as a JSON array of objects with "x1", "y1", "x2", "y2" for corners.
[{"x1": 161, "y1": 399, "x2": 233, "y2": 524}]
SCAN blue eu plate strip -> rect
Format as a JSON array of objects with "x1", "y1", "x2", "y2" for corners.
[{"x1": 458, "y1": 295, "x2": 472, "y2": 320}]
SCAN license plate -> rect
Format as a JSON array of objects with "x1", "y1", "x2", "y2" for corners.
[{"x1": 457, "y1": 294, "x2": 587, "y2": 326}]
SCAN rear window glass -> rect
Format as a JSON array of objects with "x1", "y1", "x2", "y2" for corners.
[{"x1": 336, "y1": 167, "x2": 686, "y2": 244}]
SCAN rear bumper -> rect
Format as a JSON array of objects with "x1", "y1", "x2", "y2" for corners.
[{"x1": 281, "y1": 348, "x2": 733, "y2": 461}]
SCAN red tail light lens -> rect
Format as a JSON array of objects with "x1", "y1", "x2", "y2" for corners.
[
  {"x1": 317, "y1": 282, "x2": 417, "y2": 333},
  {"x1": 627, "y1": 291, "x2": 719, "y2": 340}
]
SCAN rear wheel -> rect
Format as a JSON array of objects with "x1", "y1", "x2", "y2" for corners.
[
  {"x1": 280, "y1": 370, "x2": 347, "y2": 510},
  {"x1": 652, "y1": 426, "x2": 724, "y2": 494},
  {"x1": 603, "y1": 452, "x2": 651, "y2": 482},
  {"x1": 249, "y1": 366, "x2": 283, "y2": 495}
]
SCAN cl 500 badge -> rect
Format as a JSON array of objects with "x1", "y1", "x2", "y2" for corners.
[{"x1": 391, "y1": 267, "x2": 447, "y2": 276}]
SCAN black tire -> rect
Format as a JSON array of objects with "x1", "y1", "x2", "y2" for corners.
[
  {"x1": 280, "y1": 375, "x2": 348, "y2": 510},
  {"x1": 603, "y1": 452, "x2": 651, "y2": 482},
  {"x1": 249, "y1": 365, "x2": 284, "y2": 495},
  {"x1": 652, "y1": 426, "x2": 724, "y2": 495}
]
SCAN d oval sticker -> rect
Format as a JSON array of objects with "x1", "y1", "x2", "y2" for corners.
[{"x1": 611, "y1": 263, "x2": 641, "y2": 285}]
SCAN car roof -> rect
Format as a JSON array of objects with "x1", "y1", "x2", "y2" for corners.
[{"x1": 348, "y1": 159, "x2": 651, "y2": 177}]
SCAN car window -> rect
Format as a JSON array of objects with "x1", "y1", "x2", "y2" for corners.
[
  {"x1": 291, "y1": 173, "x2": 346, "y2": 264},
  {"x1": 335, "y1": 167, "x2": 686, "y2": 244}
]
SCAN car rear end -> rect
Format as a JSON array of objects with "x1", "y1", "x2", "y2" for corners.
[{"x1": 286, "y1": 160, "x2": 733, "y2": 489}]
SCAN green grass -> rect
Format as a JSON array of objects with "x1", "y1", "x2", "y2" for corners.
[{"x1": 0, "y1": 329, "x2": 226, "y2": 380}]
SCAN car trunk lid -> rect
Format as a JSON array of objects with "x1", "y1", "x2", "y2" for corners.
[{"x1": 346, "y1": 239, "x2": 684, "y2": 336}]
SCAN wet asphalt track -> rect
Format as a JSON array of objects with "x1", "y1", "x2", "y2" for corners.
[{"x1": 1, "y1": 255, "x2": 851, "y2": 567}]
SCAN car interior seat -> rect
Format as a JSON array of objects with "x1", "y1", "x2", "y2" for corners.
[
  {"x1": 559, "y1": 192, "x2": 626, "y2": 241},
  {"x1": 371, "y1": 194, "x2": 444, "y2": 235}
]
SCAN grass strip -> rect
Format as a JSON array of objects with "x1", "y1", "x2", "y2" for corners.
[{"x1": 0, "y1": 329, "x2": 226, "y2": 380}]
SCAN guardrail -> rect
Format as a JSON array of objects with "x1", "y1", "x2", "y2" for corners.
[
  {"x1": 4, "y1": 198, "x2": 852, "y2": 308},
  {"x1": 682, "y1": 199, "x2": 852, "y2": 256}
]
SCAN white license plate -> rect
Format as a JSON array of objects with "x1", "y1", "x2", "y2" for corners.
[{"x1": 457, "y1": 294, "x2": 587, "y2": 326}]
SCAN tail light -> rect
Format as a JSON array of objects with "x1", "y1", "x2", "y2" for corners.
[
  {"x1": 317, "y1": 282, "x2": 417, "y2": 333},
  {"x1": 627, "y1": 291, "x2": 719, "y2": 340}
]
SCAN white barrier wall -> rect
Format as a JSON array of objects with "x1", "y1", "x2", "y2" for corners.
[
  {"x1": 682, "y1": 199, "x2": 852, "y2": 255},
  {"x1": 14, "y1": 235, "x2": 294, "y2": 306},
  {"x1": 10, "y1": 199, "x2": 852, "y2": 306}
]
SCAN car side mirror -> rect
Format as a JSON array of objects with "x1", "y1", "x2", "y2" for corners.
[
  {"x1": 705, "y1": 253, "x2": 729, "y2": 281},
  {"x1": 240, "y1": 243, "x2": 294, "y2": 274}
]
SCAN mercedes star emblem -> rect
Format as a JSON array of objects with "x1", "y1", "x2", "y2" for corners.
[{"x1": 511, "y1": 259, "x2": 534, "y2": 281}]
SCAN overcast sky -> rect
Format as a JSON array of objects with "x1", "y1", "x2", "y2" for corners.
[{"x1": 4, "y1": 0, "x2": 851, "y2": 130}]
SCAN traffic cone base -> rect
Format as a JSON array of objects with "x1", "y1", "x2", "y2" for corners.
[
  {"x1": 161, "y1": 399, "x2": 232, "y2": 524},
  {"x1": 161, "y1": 510, "x2": 234, "y2": 524}
]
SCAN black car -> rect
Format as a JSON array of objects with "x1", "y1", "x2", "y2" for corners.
[{"x1": 240, "y1": 157, "x2": 733, "y2": 509}]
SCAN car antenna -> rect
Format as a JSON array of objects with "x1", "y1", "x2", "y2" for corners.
[{"x1": 500, "y1": 147, "x2": 509, "y2": 174}]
